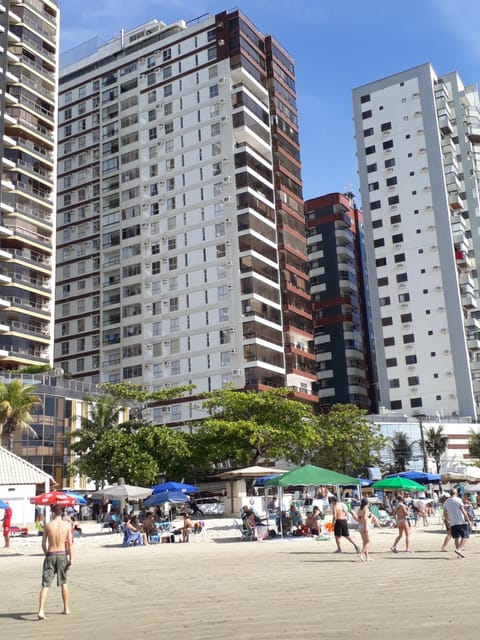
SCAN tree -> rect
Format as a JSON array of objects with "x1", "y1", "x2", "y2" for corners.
[
  {"x1": 424, "y1": 425, "x2": 448, "y2": 473},
  {"x1": 309, "y1": 404, "x2": 386, "y2": 475},
  {"x1": 390, "y1": 431, "x2": 413, "y2": 472},
  {"x1": 195, "y1": 388, "x2": 317, "y2": 468},
  {"x1": 0, "y1": 380, "x2": 42, "y2": 450},
  {"x1": 468, "y1": 429, "x2": 480, "y2": 463}
]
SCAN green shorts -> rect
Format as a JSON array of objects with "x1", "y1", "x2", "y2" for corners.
[{"x1": 42, "y1": 553, "x2": 68, "y2": 587}]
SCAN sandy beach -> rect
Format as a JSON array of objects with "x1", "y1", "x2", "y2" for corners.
[{"x1": 1, "y1": 517, "x2": 478, "y2": 640}]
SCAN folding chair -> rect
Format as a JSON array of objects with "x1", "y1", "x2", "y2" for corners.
[{"x1": 235, "y1": 519, "x2": 254, "y2": 541}]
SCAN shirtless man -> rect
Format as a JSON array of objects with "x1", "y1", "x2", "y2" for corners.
[
  {"x1": 331, "y1": 496, "x2": 360, "y2": 553},
  {"x1": 38, "y1": 504, "x2": 73, "y2": 620},
  {"x1": 182, "y1": 512, "x2": 193, "y2": 542}
]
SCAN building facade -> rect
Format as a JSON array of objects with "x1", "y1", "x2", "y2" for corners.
[
  {"x1": 306, "y1": 192, "x2": 376, "y2": 411},
  {"x1": 54, "y1": 10, "x2": 316, "y2": 424},
  {"x1": 0, "y1": 0, "x2": 58, "y2": 370},
  {"x1": 353, "y1": 63, "x2": 480, "y2": 420}
]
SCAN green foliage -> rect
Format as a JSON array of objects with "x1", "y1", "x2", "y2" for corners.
[
  {"x1": 195, "y1": 387, "x2": 317, "y2": 468},
  {"x1": 468, "y1": 429, "x2": 480, "y2": 461},
  {"x1": 5, "y1": 365, "x2": 51, "y2": 374},
  {"x1": 390, "y1": 431, "x2": 413, "y2": 472},
  {"x1": 424, "y1": 425, "x2": 448, "y2": 474},
  {"x1": 0, "y1": 380, "x2": 42, "y2": 450},
  {"x1": 98, "y1": 381, "x2": 194, "y2": 419},
  {"x1": 309, "y1": 404, "x2": 386, "y2": 475}
]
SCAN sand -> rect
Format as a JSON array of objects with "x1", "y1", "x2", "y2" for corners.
[{"x1": 0, "y1": 517, "x2": 478, "y2": 640}]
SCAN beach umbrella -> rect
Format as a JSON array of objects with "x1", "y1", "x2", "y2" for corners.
[
  {"x1": 386, "y1": 471, "x2": 441, "y2": 484},
  {"x1": 144, "y1": 490, "x2": 190, "y2": 508},
  {"x1": 371, "y1": 477, "x2": 424, "y2": 492},
  {"x1": 91, "y1": 483, "x2": 152, "y2": 501},
  {"x1": 152, "y1": 481, "x2": 199, "y2": 494},
  {"x1": 30, "y1": 490, "x2": 77, "y2": 506},
  {"x1": 64, "y1": 491, "x2": 88, "y2": 505},
  {"x1": 0, "y1": 499, "x2": 10, "y2": 510}
]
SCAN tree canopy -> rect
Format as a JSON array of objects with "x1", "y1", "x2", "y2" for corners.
[
  {"x1": 195, "y1": 387, "x2": 317, "y2": 468},
  {"x1": 309, "y1": 404, "x2": 386, "y2": 475},
  {"x1": 424, "y1": 425, "x2": 448, "y2": 474},
  {"x1": 390, "y1": 431, "x2": 413, "y2": 472},
  {"x1": 0, "y1": 380, "x2": 42, "y2": 450}
]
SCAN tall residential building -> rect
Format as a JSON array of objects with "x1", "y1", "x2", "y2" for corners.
[
  {"x1": 55, "y1": 10, "x2": 316, "y2": 424},
  {"x1": 305, "y1": 192, "x2": 376, "y2": 412},
  {"x1": 0, "y1": 0, "x2": 58, "y2": 369},
  {"x1": 353, "y1": 63, "x2": 480, "y2": 420}
]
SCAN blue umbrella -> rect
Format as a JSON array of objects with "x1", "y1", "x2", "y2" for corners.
[
  {"x1": 152, "y1": 481, "x2": 199, "y2": 494},
  {"x1": 254, "y1": 475, "x2": 280, "y2": 487},
  {"x1": 64, "y1": 491, "x2": 88, "y2": 505},
  {"x1": 144, "y1": 490, "x2": 190, "y2": 508},
  {"x1": 386, "y1": 471, "x2": 441, "y2": 484},
  {"x1": 0, "y1": 499, "x2": 10, "y2": 510}
]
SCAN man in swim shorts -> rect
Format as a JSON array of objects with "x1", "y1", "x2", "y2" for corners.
[
  {"x1": 38, "y1": 504, "x2": 73, "y2": 620},
  {"x1": 443, "y1": 488, "x2": 472, "y2": 558},
  {"x1": 331, "y1": 496, "x2": 360, "y2": 554}
]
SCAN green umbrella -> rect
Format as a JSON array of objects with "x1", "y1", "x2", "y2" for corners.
[
  {"x1": 371, "y1": 476, "x2": 424, "y2": 491},
  {"x1": 265, "y1": 464, "x2": 360, "y2": 487}
]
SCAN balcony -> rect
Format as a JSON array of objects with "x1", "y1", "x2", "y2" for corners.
[{"x1": 448, "y1": 192, "x2": 464, "y2": 211}]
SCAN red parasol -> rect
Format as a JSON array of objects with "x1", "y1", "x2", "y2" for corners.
[{"x1": 30, "y1": 490, "x2": 77, "y2": 507}]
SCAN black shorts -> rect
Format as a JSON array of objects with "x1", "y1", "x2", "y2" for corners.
[
  {"x1": 334, "y1": 519, "x2": 349, "y2": 538},
  {"x1": 450, "y1": 523, "x2": 469, "y2": 539}
]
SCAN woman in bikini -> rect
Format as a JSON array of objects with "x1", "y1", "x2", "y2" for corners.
[
  {"x1": 356, "y1": 498, "x2": 371, "y2": 561},
  {"x1": 391, "y1": 497, "x2": 413, "y2": 553}
]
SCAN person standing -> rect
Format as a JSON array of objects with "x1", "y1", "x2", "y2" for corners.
[
  {"x1": 443, "y1": 488, "x2": 472, "y2": 558},
  {"x1": 331, "y1": 496, "x2": 360, "y2": 554},
  {"x1": 38, "y1": 505, "x2": 73, "y2": 620},
  {"x1": 390, "y1": 497, "x2": 413, "y2": 553},
  {"x1": 2, "y1": 502, "x2": 12, "y2": 549}
]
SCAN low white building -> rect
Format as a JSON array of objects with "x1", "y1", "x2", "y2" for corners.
[
  {"x1": 0, "y1": 447, "x2": 55, "y2": 527},
  {"x1": 367, "y1": 412, "x2": 480, "y2": 474}
]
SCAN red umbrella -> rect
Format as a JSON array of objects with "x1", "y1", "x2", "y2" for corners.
[{"x1": 30, "y1": 491, "x2": 77, "y2": 507}]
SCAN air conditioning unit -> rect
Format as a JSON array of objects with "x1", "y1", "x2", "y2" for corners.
[
  {"x1": 145, "y1": 304, "x2": 152, "y2": 310},
  {"x1": 219, "y1": 76, "x2": 227, "y2": 84},
  {"x1": 220, "y1": 98, "x2": 226, "y2": 104},
  {"x1": 231, "y1": 348, "x2": 238, "y2": 354},
  {"x1": 157, "y1": 141, "x2": 164, "y2": 146},
  {"x1": 145, "y1": 364, "x2": 151, "y2": 369},
  {"x1": 142, "y1": 203, "x2": 149, "y2": 209},
  {"x1": 226, "y1": 260, "x2": 233, "y2": 266},
  {"x1": 142, "y1": 222, "x2": 150, "y2": 228},
  {"x1": 223, "y1": 176, "x2": 232, "y2": 183},
  {"x1": 221, "y1": 115, "x2": 229, "y2": 123},
  {"x1": 146, "y1": 344, "x2": 153, "y2": 349},
  {"x1": 162, "y1": 406, "x2": 171, "y2": 413},
  {"x1": 232, "y1": 369, "x2": 241, "y2": 375},
  {"x1": 165, "y1": 360, "x2": 171, "y2": 366},
  {"x1": 164, "y1": 340, "x2": 170, "y2": 345},
  {"x1": 227, "y1": 284, "x2": 234, "y2": 290},
  {"x1": 228, "y1": 327, "x2": 236, "y2": 332},
  {"x1": 226, "y1": 240, "x2": 231, "y2": 246},
  {"x1": 223, "y1": 196, "x2": 232, "y2": 203},
  {"x1": 162, "y1": 257, "x2": 168, "y2": 263},
  {"x1": 222, "y1": 157, "x2": 229, "y2": 163}
]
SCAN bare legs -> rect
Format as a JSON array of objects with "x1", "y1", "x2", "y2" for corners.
[
  {"x1": 38, "y1": 584, "x2": 69, "y2": 619},
  {"x1": 391, "y1": 523, "x2": 412, "y2": 552}
]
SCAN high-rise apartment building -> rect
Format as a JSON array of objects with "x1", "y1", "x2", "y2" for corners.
[
  {"x1": 353, "y1": 63, "x2": 480, "y2": 419},
  {"x1": 305, "y1": 192, "x2": 375, "y2": 412},
  {"x1": 55, "y1": 10, "x2": 316, "y2": 423},
  {"x1": 0, "y1": 0, "x2": 58, "y2": 369}
]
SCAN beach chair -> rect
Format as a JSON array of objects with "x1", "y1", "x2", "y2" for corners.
[
  {"x1": 235, "y1": 519, "x2": 254, "y2": 541},
  {"x1": 369, "y1": 504, "x2": 394, "y2": 527},
  {"x1": 121, "y1": 526, "x2": 142, "y2": 547}
]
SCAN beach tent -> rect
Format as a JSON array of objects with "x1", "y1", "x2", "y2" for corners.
[{"x1": 265, "y1": 464, "x2": 360, "y2": 488}]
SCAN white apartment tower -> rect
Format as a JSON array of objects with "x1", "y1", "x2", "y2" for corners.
[
  {"x1": 0, "y1": 0, "x2": 58, "y2": 369},
  {"x1": 55, "y1": 10, "x2": 316, "y2": 423},
  {"x1": 353, "y1": 63, "x2": 480, "y2": 420}
]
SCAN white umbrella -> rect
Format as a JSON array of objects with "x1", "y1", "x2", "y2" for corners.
[{"x1": 92, "y1": 483, "x2": 152, "y2": 500}]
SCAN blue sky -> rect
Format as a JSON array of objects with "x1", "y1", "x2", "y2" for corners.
[{"x1": 58, "y1": 0, "x2": 480, "y2": 202}]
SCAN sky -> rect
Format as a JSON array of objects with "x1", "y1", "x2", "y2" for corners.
[{"x1": 58, "y1": 0, "x2": 480, "y2": 202}]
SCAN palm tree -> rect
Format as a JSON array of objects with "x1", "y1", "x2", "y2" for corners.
[
  {"x1": 424, "y1": 425, "x2": 448, "y2": 474},
  {"x1": 390, "y1": 431, "x2": 413, "y2": 472},
  {"x1": 0, "y1": 380, "x2": 42, "y2": 451},
  {"x1": 468, "y1": 429, "x2": 480, "y2": 460}
]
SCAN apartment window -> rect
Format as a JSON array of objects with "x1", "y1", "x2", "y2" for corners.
[
  {"x1": 410, "y1": 398, "x2": 423, "y2": 408},
  {"x1": 403, "y1": 333, "x2": 415, "y2": 344},
  {"x1": 372, "y1": 219, "x2": 383, "y2": 230},
  {"x1": 392, "y1": 233, "x2": 403, "y2": 243},
  {"x1": 163, "y1": 66, "x2": 172, "y2": 80},
  {"x1": 381, "y1": 122, "x2": 392, "y2": 132},
  {"x1": 219, "y1": 307, "x2": 229, "y2": 322},
  {"x1": 386, "y1": 358, "x2": 397, "y2": 367},
  {"x1": 394, "y1": 253, "x2": 405, "y2": 263},
  {"x1": 391, "y1": 401, "x2": 403, "y2": 410},
  {"x1": 405, "y1": 354, "x2": 417, "y2": 364},
  {"x1": 396, "y1": 273, "x2": 408, "y2": 283},
  {"x1": 360, "y1": 94, "x2": 370, "y2": 103},
  {"x1": 367, "y1": 163, "x2": 377, "y2": 173},
  {"x1": 400, "y1": 313, "x2": 412, "y2": 323},
  {"x1": 390, "y1": 214, "x2": 401, "y2": 224},
  {"x1": 362, "y1": 110, "x2": 372, "y2": 119},
  {"x1": 408, "y1": 376, "x2": 420, "y2": 386},
  {"x1": 389, "y1": 379, "x2": 400, "y2": 388},
  {"x1": 376, "y1": 257, "x2": 387, "y2": 267},
  {"x1": 370, "y1": 201, "x2": 381, "y2": 210},
  {"x1": 365, "y1": 145, "x2": 376, "y2": 155},
  {"x1": 379, "y1": 297, "x2": 391, "y2": 306},
  {"x1": 369, "y1": 182, "x2": 379, "y2": 192},
  {"x1": 364, "y1": 127, "x2": 374, "y2": 137},
  {"x1": 382, "y1": 317, "x2": 393, "y2": 326},
  {"x1": 383, "y1": 140, "x2": 394, "y2": 150},
  {"x1": 386, "y1": 177, "x2": 397, "y2": 187},
  {"x1": 378, "y1": 277, "x2": 389, "y2": 287},
  {"x1": 399, "y1": 293, "x2": 410, "y2": 303},
  {"x1": 385, "y1": 158, "x2": 396, "y2": 168},
  {"x1": 209, "y1": 84, "x2": 219, "y2": 98},
  {"x1": 148, "y1": 128, "x2": 157, "y2": 140},
  {"x1": 384, "y1": 337, "x2": 395, "y2": 347},
  {"x1": 374, "y1": 238, "x2": 385, "y2": 248}
]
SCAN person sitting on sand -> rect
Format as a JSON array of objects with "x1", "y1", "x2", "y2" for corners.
[{"x1": 142, "y1": 512, "x2": 158, "y2": 540}]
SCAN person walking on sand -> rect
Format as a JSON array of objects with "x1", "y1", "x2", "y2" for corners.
[
  {"x1": 443, "y1": 488, "x2": 472, "y2": 558},
  {"x1": 38, "y1": 505, "x2": 73, "y2": 620},
  {"x1": 331, "y1": 496, "x2": 360, "y2": 554},
  {"x1": 356, "y1": 498, "x2": 372, "y2": 562},
  {"x1": 391, "y1": 497, "x2": 413, "y2": 553}
]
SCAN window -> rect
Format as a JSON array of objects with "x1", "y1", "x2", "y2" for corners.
[
  {"x1": 385, "y1": 158, "x2": 396, "y2": 168},
  {"x1": 209, "y1": 84, "x2": 219, "y2": 98},
  {"x1": 362, "y1": 110, "x2": 372, "y2": 119},
  {"x1": 398, "y1": 293, "x2": 410, "y2": 303},
  {"x1": 382, "y1": 317, "x2": 393, "y2": 326},
  {"x1": 369, "y1": 182, "x2": 379, "y2": 192},
  {"x1": 386, "y1": 358, "x2": 397, "y2": 367},
  {"x1": 391, "y1": 400, "x2": 403, "y2": 410},
  {"x1": 386, "y1": 177, "x2": 397, "y2": 187},
  {"x1": 365, "y1": 145, "x2": 376, "y2": 155},
  {"x1": 381, "y1": 122, "x2": 392, "y2": 132},
  {"x1": 394, "y1": 253, "x2": 405, "y2": 263},
  {"x1": 374, "y1": 238, "x2": 385, "y2": 248},
  {"x1": 370, "y1": 201, "x2": 381, "y2": 210},
  {"x1": 388, "y1": 196, "x2": 399, "y2": 205},
  {"x1": 378, "y1": 277, "x2": 389, "y2": 286},
  {"x1": 372, "y1": 219, "x2": 383, "y2": 229},
  {"x1": 403, "y1": 333, "x2": 415, "y2": 344},
  {"x1": 396, "y1": 273, "x2": 408, "y2": 283},
  {"x1": 376, "y1": 257, "x2": 387, "y2": 267},
  {"x1": 389, "y1": 379, "x2": 400, "y2": 388},
  {"x1": 410, "y1": 398, "x2": 423, "y2": 408},
  {"x1": 384, "y1": 337, "x2": 395, "y2": 347},
  {"x1": 392, "y1": 233, "x2": 403, "y2": 243},
  {"x1": 383, "y1": 140, "x2": 394, "y2": 150},
  {"x1": 367, "y1": 163, "x2": 377, "y2": 173},
  {"x1": 405, "y1": 355, "x2": 417, "y2": 364},
  {"x1": 379, "y1": 297, "x2": 391, "y2": 306},
  {"x1": 360, "y1": 94, "x2": 370, "y2": 104},
  {"x1": 390, "y1": 214, "x2": 401, "y2": 224},
  {"x1": 364, "y1": 127, "x2": 374, "y2": 137},
  {"x1": 408, "y1": 376, "x2": 419, "y2": 386}
]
